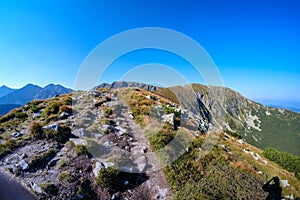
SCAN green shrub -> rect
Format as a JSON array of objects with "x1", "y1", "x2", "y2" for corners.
[
  {"x1": 39, "y1": 182, "x2": 58, "y2": 195},
  {"x1": 30, "y1": 148, "x2": 56, "y2": 170},
  {"x1": 27, "y1": 100, "x2": 44, "y2": 112},
  {"x1": 14, "y1": 112, "x2": 28, "y2": 119},
  {"x1": 224, "y1": 129, "x2": 242, "y2": 139},
  {"x1": 62, "y1": 96, "x2": 72, "y2": 105},
  {"x1": 42, "y1": 102, "x2": 61, "y2": 117},
  {"x1": 149, "y1": 124, "x2": 176, "y2": 151},
  {"x1": 58, "y1": 171, "x2": 72, "y2": 183},
  {"x1": 263, "y1": 148, "x2": 300, "y2": 179},
  {"x1": 97, "y1": 167, "x2": 120, "y2": 188},
  {"x1": 163, "y1": 106, "x2": 180, "y2": 116},
  {"x1": 44, "y1": 114, "x2": 59, "y2": 124},
  {"x1": 104, "y1": 107, "x2": 113, "y2": 117},
  {"x1": 74, "y1": 144, "x2": 89, "y2": 156},
  {"x1": 44, "y1": 126, "x2": 72, "y2": 143},
  {"x1": 0, "y1": 111, "x2": 16, "y2": 123},
  {"x1": 0, "y1": 139, "x2": 21, "y2": 158},
  {"x1": 56, "y1": 158, "x2": 68, "y2": 169}
]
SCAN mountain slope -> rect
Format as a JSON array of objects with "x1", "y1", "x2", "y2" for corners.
[
  {"x1": 0, "y1": 85, "x2": 16, "y2": 98},
  {"x1": 34, "y1": 84, "x2": 73, "y2": 99},
  {"x1": 154, "y1": 83, "x2": 300, "y2": 156}
]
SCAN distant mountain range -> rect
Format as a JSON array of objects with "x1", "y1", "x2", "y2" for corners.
[
  {"x1": 0, "y1": 84, "x2": 73, "y2": 115},
  {"x1": 0, "y1": 85, "x2": 17, "y2": 98}
]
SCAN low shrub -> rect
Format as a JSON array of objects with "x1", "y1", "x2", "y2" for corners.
[
  {"x1": 39, "y1": 182, "x2": 58, "y2": 195},
  {"x1": 27, "y1": 100, "x2": 44, "y2": 112},
  {"x1": 263, "y1": 148, "x2": 300, "y2": 179},
  {"x1": 42, "y1": 102, "x2": 61, "y2": 117},
  {"x1": 0, "y1": 111, "x2": 16, "y2": 123},
  {"x1": 149, "y1": 124, "x2": 176, "y2": 151},
  {"x1": 59, "y1": 105, "x2": 72, "y2": 114},
  {"x1": 29, "y1": 121, "x2": 44, "y2": 139},
  {"x1": 44, "y1": 126, "x2": 72, "y2": 143},
  {"x1": 45, "y1": 114, "x2": 59, "y2": 124},
  {"x1": 74, "y1": 144, "x2": 89, "y2": 156},
  {"x1": 58, "y1": 171, "x2": 72, "y2": 183},
  {"x1": 29, "y1": 148, "x2": 56, "y2": 170},
  {"x1": 97, "y1": 167, "x2": 120, "y2": 188},
  {"x1": 14, "y1": 112, "x2": 28, "y2": 119},
  {"x1": 224, "y1": 129, "x2": 242, "y2": 139},
  {"x1": 96, "y1": 167, "x2": 145, "y2": 192},
  {"x1": 104, "y1": 107, "x2": 113, "y2": 117},
  {"x1": 62, "y1": 96, "x2": 72, "y2": 105},
  {"x1": 0, "y1": 139, "x2": 21, "y2": 158}
]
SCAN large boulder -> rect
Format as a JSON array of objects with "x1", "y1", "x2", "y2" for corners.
[
  {"x1": 162, "y1": 113, "x2": 175, "y2": 125},
  {"x1": 16, "y1": 159, "x2": 29, "y2": 170},
  {"x1": 42, "y1": 124, "x2": 60, "y2": 132},
  {"x1": 72, "y1": 128, "x2": 89, "y2": 138}
]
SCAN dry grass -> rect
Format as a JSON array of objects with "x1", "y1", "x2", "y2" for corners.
[
  {"x1": 221, "y1": 133, "x2": 300, "y2": 197},
  {"x1": 230, "y1": 160, "x2": 256, "y2": 173}
]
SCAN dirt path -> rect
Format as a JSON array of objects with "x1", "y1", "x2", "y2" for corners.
[{"x1": 116, "y1": 97, "x2": 171, "y2": 199}]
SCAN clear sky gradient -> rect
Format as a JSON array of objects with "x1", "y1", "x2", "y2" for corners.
[{"x1": 0, "y1": 0, "x2": 299, "y2": 107}]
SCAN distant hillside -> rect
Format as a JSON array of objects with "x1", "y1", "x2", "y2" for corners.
[
  {"x1": 0, "y1": 104, "x2": 21, "y2": 115},
  {"x1": 95, "y1": 81, "x2": 160, "y2": 91},
  {"x1": 0, "y1": 84, "x2": 73, "y2": 115},
  {"x1": 154, "y1": 83, "x2": 300, "y2": 156},
  {"x1": 0, "y1": 85, "x2": 16, "y2": 98}
]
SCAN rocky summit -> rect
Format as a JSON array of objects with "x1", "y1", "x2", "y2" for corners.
[{"x1": 0, "y1": 83, "x2": 299, "y2": 199}]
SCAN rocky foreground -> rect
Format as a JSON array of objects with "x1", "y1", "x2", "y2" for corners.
[{"x1": 0, "y1": 88, "x2": 172, "y2": 199}]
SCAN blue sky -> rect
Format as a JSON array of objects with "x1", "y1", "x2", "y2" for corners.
[{"x1": 0, "y1": 0, "x2": 299, "y2": 107}]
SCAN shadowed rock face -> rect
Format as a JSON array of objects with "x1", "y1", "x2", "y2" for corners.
[{"x1": 0, "y1": 170, "x2": 35, "y2": 200}]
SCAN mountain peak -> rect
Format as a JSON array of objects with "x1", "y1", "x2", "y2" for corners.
[
  {"x1": 0, "y1": 85, "x2": 11, "y2": 89},
  {"x1": 21, "y1": 83, "x2": 42, "y2": 90},
  {"x1": 44, "y1": 83, "x2": 56, "y2": 88},
  {"x1": 0, "y1": 85, "x2": 16, "y2": 98},
  {"x1": 95, "y1": 81, "x2": 160, "y2": 91}
]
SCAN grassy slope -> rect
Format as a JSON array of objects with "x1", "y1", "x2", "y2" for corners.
[{"x1": 247, "y1": 107, "x2": 300, "y2": 156}]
